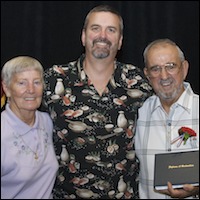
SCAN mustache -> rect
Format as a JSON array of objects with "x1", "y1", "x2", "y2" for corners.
[
  {"x1": 160, "y1": 78, "x2": 172, "y2": 85},
  {"x1": 93, "y1": 38, "x2": 112, "y2": 46}
]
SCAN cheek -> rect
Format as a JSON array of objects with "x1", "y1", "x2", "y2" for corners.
[
  {"x1": 148, "y1": 78, "x2": 160, "y2": 89},
  {"x1": 9, "y1": 89, "x2": 25, "y2": 97},
  {"x1": 171, "y1": 72, "x2": 183, "y2": 84},
  {"x1": 148, "y1": 78, "x2": 156, "y2": 85},
  {"x1": 84, "y1": 36, "x2": 93, "y2": 47},
  {"x1": 37, "y1": 87, "x2": 44, "y2": 96},
  {"x1": 175, "y1": 77, "x2": 184, "y2": 87}
]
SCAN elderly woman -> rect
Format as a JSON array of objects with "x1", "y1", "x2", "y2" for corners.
[{"x1": 1, "y1": 56, "x2": 59, "y2": 199}]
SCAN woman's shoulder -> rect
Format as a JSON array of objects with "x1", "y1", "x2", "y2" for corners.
[
  {"x1": 37, "y1": 110, "x2": 53, "y2": 134},
  {"x1": 37, "y1": 110, "x2": 52, "y2": 121}
]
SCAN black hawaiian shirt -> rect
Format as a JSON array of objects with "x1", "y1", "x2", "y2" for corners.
[{"x1": 42, "y1": 54, "x2": 152, "y2": 199}]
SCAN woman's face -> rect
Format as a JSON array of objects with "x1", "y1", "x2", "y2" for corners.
[{"x1": 4, "y1": 69, "x2": 43, "y2": 114}]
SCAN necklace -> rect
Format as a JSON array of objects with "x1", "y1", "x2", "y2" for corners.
[{"x1": 19, "y1": 134, "x2": 39, "y2": 160}]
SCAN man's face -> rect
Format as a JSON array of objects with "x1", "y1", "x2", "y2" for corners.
[
  {"x1": 81, "y1": 11, "x2": 123, "y2": 59},
  {"x1": 144, "y1": 44, "x2": 189, "y2": 102}
]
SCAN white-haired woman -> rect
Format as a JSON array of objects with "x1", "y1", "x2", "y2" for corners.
[{"x1": 1, "y1": 56, "x2": 59, "y2": 199}]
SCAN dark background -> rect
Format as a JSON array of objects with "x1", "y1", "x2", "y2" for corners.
[{"x1": 1, "y1": 1, "x2": 199, "y2": 94}]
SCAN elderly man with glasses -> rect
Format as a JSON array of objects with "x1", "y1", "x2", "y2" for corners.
[{"x1": 135, "y1": 38, "x2": 199, "y2": 199}]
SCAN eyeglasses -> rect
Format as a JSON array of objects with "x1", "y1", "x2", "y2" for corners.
[{"x1": 147, "y1": 63, "x2": 180, "y2": 78}]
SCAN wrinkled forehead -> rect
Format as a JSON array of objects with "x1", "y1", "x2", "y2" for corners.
[
  {"x1": 149, "y1": 43, "x2": 177, "y2": 53},
  {"x1": 87, "y1": 11, "x2": 121, "y2": 28},
  {"x1": 147, "y1": 44, "x2": 179, "y2": 64}
]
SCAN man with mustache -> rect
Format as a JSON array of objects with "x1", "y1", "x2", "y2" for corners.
[
  {"x1": 135, "y1": 38, "x2": 199, "y2": 199},
  {"x1": 42, "y1": 5, "x2": 152, "y2": 199}
]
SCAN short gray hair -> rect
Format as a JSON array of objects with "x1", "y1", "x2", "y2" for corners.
[
  {"x1": 1, "y1": 56, "x2": 44, "y2": 86},
  {"x1": 143, "y1": 38, "x2": 185, "y2": 66}
]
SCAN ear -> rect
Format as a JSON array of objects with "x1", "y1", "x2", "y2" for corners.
[
  {"x1": 2, "y1": 81, "x2": 11, "y2": 97},
  {"x1": 81, "y1": 29, "x2": 86, "y2": 47},
  {"x1": 143, "y1": 67, "x2": 150, "y2": 80},
  {"x1": 182, "y1": 60, "x2": 189, "y2": 80},
  {"x1": 118, "y1": 35, "x2": 123, "y2": 50}
]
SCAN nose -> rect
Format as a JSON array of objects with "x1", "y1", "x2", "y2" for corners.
[
  {"x1": 26, "y1": 83, "x2": 35, "y2": 93},
  {"x1": 160, "y1": 67, "x2": 170, "y2": 79},
  {"x1": 100, "y1": 29, "x2": 107, "y2": 38}
]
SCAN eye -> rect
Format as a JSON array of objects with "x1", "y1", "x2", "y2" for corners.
[
  {"x1": 18, "y1": 80, "x2": 27, "y2": 86},
  {"x1": 107, "y1": 27, "x2": 116, "y2": 33},
  {"x1": 34, "y1": 80, "x2": 42, "y2": 85},
  {"x1": 91, "y1": 26, "x2": 100, "y2": 32},
  {"x1": 166, "y1": 63, "x2": 177, "y2": 71},
  {"x1": 168, "y1": 63, "x2": 176, "y2": 69},
  {"x1": 150, "y1": 66, "x2": 160, "y2": 72}
]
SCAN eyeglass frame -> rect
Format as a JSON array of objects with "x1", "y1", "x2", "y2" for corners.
[{"x1": 146, "y1": 62, "x2": 182, "y2": 78}]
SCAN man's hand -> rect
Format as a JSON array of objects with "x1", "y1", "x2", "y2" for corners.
[{"x1": 156, "y1": 182, "x2": 199, "y2": 198}]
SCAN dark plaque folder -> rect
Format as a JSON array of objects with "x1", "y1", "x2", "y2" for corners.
[{"x1": 154, "y1": 150, "x2": 199, "y2": 190}]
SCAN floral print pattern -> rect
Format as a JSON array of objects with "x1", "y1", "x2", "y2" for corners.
[
  {"x1": 42, "y1": 54, "x2": 152, "y2": 199},
  {"x1": 13, "y1": 128, "x2": 50, "y2": 160}
]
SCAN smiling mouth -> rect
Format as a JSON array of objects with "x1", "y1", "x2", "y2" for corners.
[
  {"x1": 24, "y1": 97, "x2": 36, "y2": 101},
  {"x1": 93, "y1": 38, "x2": 111, "y2": 47},
  {"x1": 96, "y1": 42, "x2": 108, "y2": 45},
  {"x1": 160, "y1": 79, "x2": 172, "y2": 87},
  {"x1": 94, "y1": 42, "x2": 110, "y2": 49}
]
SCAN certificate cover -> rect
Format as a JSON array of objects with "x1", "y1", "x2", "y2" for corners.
[{"x1": 154, "y1": 150, "x2": 199, "y2": 190}]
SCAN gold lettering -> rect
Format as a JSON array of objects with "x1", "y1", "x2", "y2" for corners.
[{"x1": 168, "y1": 164, "x2": 194, "y2": 169}]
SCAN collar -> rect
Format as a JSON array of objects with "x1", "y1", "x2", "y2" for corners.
[
  {"x1": 5, "y1": 104, "x2": 41, "y2": 136},
  {"x1": 152, "y1": 82, "x2": 194, "y2": 114}
]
